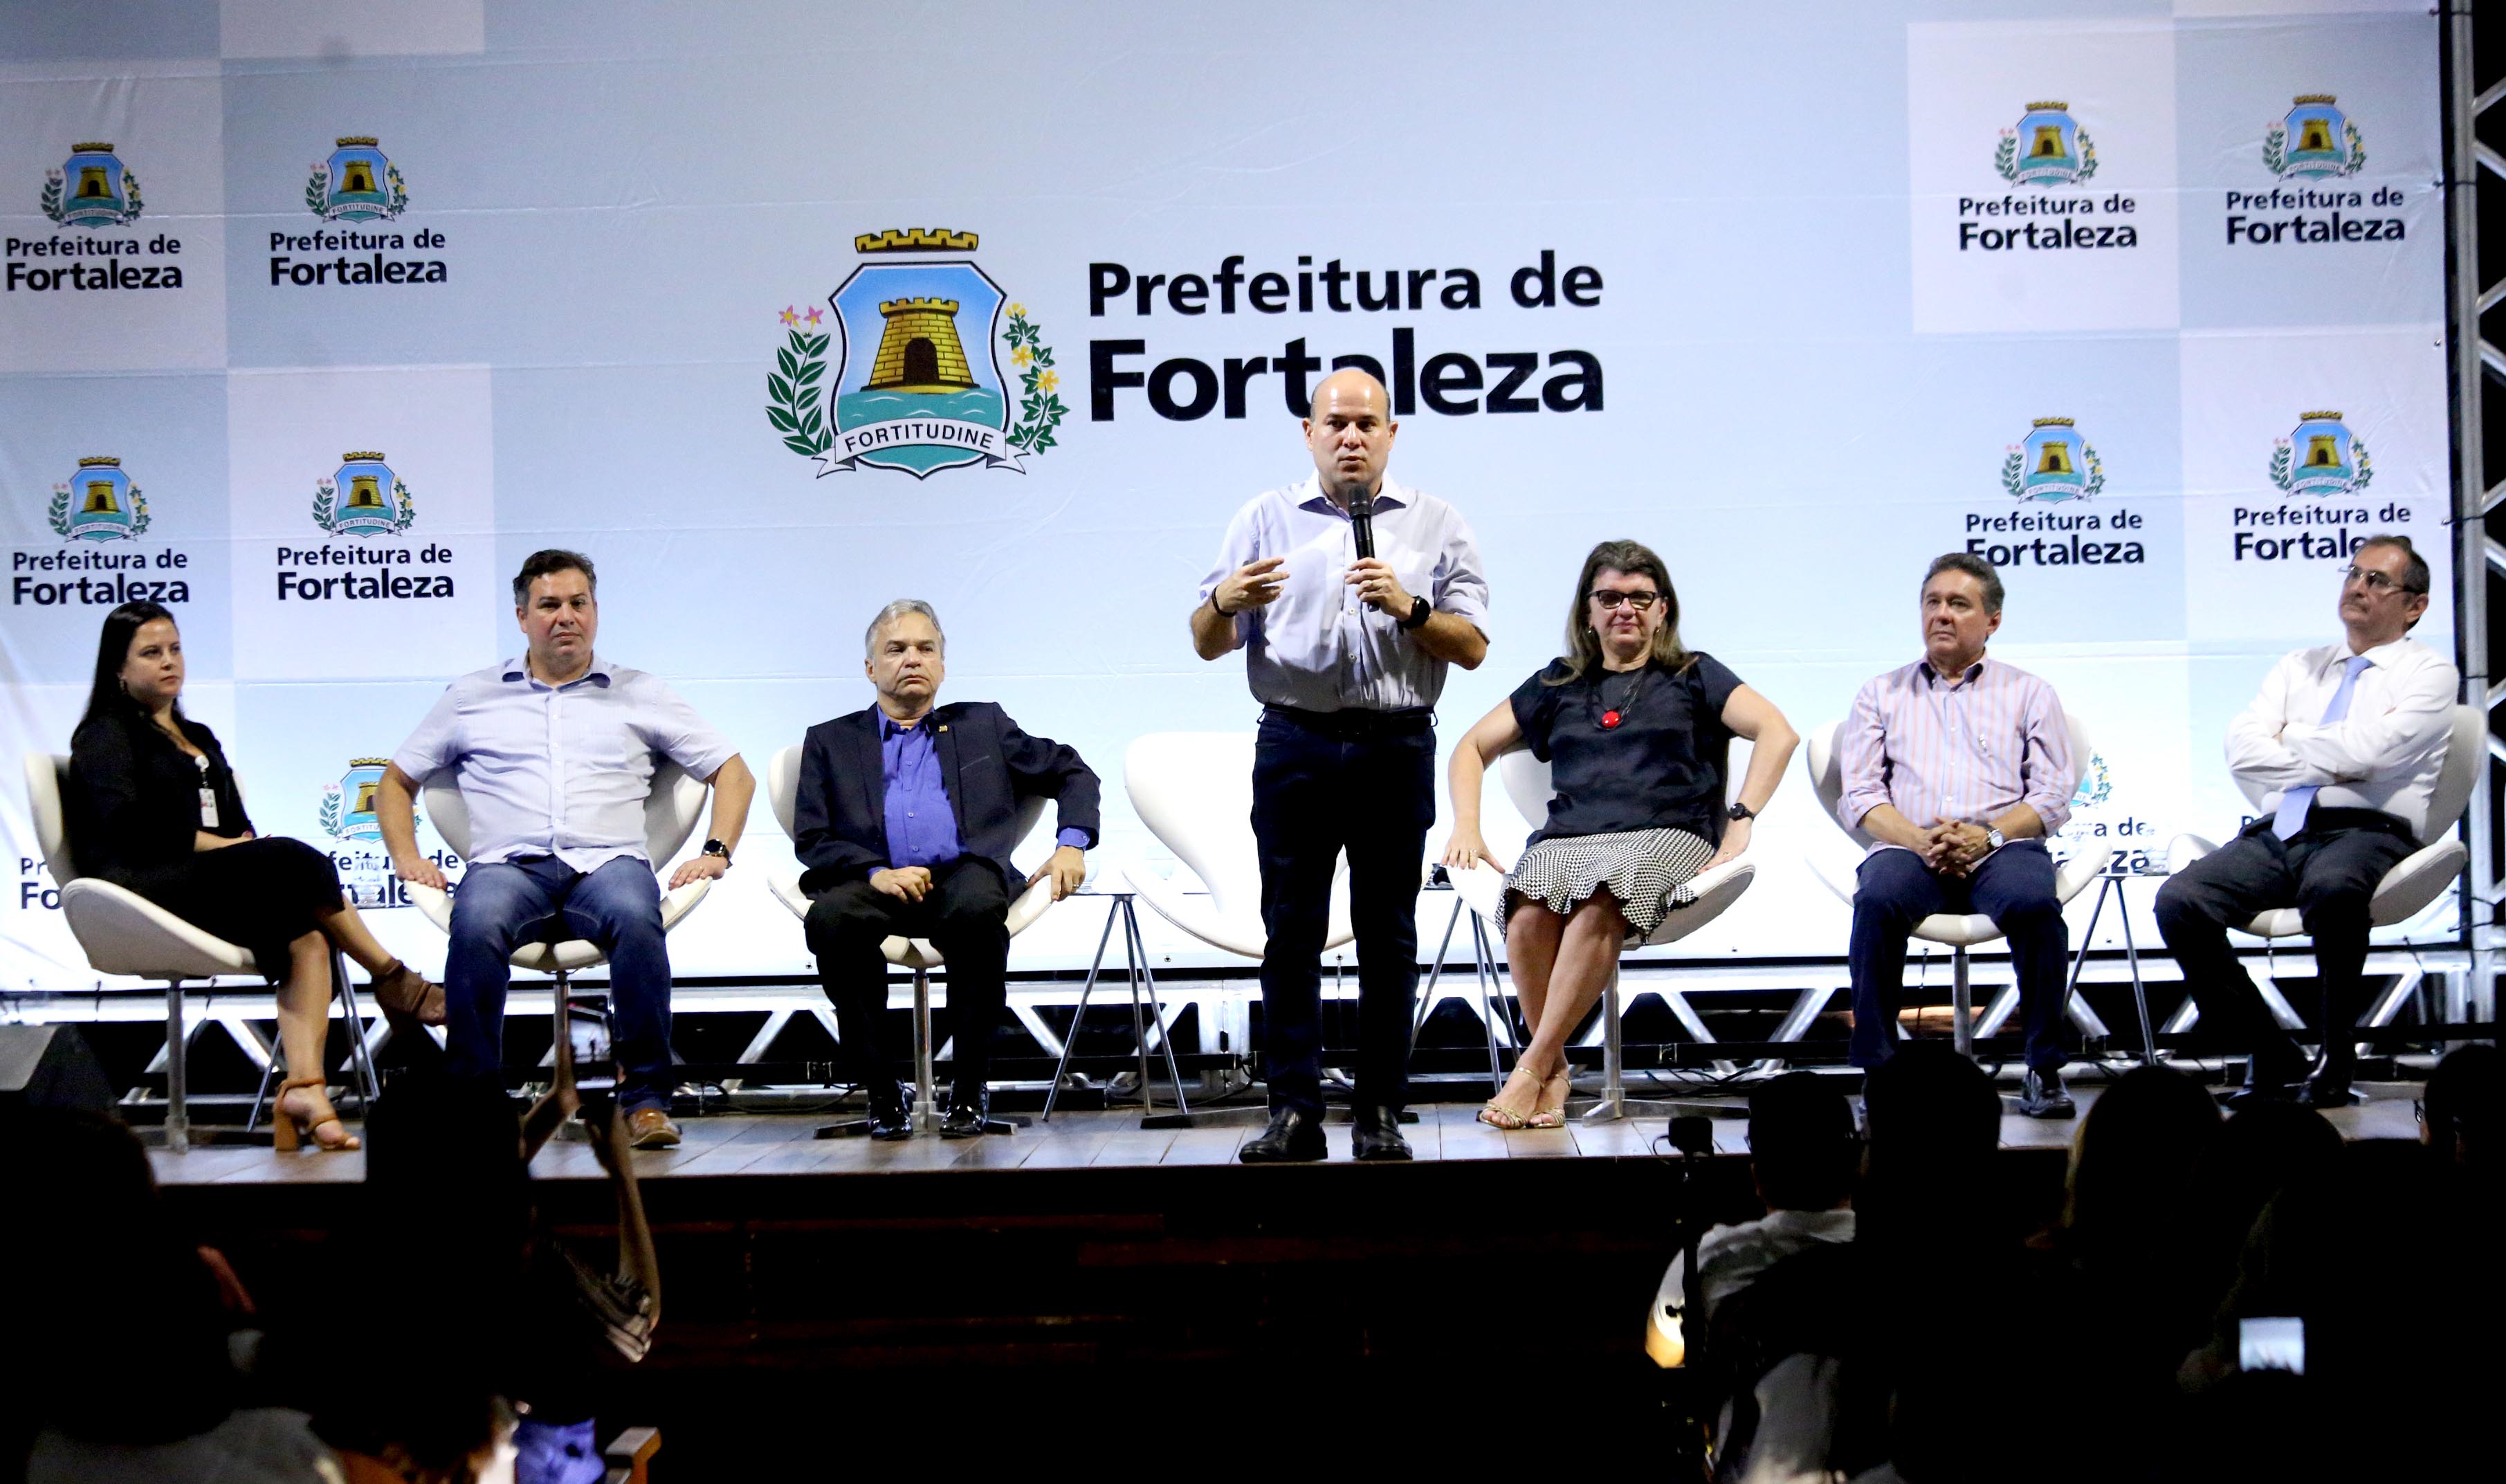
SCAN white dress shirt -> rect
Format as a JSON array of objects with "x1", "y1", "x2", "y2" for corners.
[
  {"x1": 393, "y1": 654, "x2": 737, "y2": 872},
  {"x1": 2225, "y1": 635, "x2": 2458, "y2": 841},
  {"x1": 1654, "y1": 1207, "x2": 1857, "y2": 1325},
  {"x1": 1196, "y1": 474, "x2": 1490, "y2": 713}
]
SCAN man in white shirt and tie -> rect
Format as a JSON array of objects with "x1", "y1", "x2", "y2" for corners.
[{"x1": 2155, "y1": 535, "x2": 2457, "y2": 1108}]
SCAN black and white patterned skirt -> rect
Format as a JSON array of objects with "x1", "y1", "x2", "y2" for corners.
[{"x1": 1501, "y1": 827, "x2": 1718, "y2": 946}]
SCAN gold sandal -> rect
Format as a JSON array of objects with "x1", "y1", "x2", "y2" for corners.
[
  {"x1": 275, "y1": 1075, "x2": 359, "y2": 1153},
  {"x1": 1478, "y1": 1065, "x2": 1544, "y2": 1129},
  {"x1": 1527, "y1": 1061, "x2": 1573, "y2": 1128}
]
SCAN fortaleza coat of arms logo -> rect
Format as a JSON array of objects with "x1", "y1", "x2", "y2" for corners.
[
  {"x1": 51, "y1": 457, "x2": 149, "y2": 542},
  {"x1": 313, "y1": 452, "x2": 416, "y2": 537},
  {"x1": 42, "y1": 143, "x2": 142, "y2": 228},
  {"x1": 1996, "y1": 103, "x2": 2096, "y2": 187},
  {"x1": 320, "y1": 758, "x2": 396, "y2": 842},
  {"x1": 2265, "y1": 96, "x2": 2365, "y2": 180},
  {"x1": 2272, "y1": 411, "x2": 2372, "y2": 497},
  {"x1": 765, "y1": 229, "x2": 1068, "y2": 478},
  {"x1": 2003, "y1": 418, "x2": 2104, "y2": 502},
  {"x1": 307, "y1": 137, "x2": 408, "y2": 222}
]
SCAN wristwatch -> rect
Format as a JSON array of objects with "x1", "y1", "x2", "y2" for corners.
[
  {"x1": 702, "y1": 838, "x2": 732, "y2": 867},
  {"x1": 1984, "y1": 826, "x2": 2006, "y2": 852},
  {"x1": 1728, "y1": 801, "x2": 1756, "y2": 822},
  {"x1": 1398, "y1": 594, "x2": 1433, "y2": 630}
]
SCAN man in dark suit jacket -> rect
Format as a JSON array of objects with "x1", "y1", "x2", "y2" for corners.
[{"x1": 794, "y1": 599, "x2": 1101, "y2": 1138}]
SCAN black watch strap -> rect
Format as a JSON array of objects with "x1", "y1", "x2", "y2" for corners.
[
  {"x1": 1728, "y1": 801, "x2": 1756, "y2": 822},
  {"x1": 1399, "y1": 594, "x2": 1433, "y2": 630}
]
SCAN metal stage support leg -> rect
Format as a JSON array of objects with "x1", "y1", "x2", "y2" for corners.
[
  {"x1": 1571, "y1": 974, "x2": 1736, "y2": 1124},
  {"x1": 1952, "y1": 946, "x2": 1974, "y2": 1059},
  {"x1": 248, "y1": 948, "x2": 385, "y2": 1136},
  {"x1": 1414, "y1": 893, "x2": 1510, "y2": 1094},
  {"x1": 162, "y1": 979, "x2": 188, "y2": 1153},
  {"x1": 1044, "y1": 893, "x2": 1190, "y2": 1126}
]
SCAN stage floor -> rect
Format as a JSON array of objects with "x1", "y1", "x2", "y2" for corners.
[{"x1": 145, "y1": 1080, "x2": 2427, "y2": 1187}]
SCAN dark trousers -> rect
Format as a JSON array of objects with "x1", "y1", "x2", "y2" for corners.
[
  {"x1": 1848, "y1": 840, "x2": 2070, "y2": 1072},
  {"x1": 803, "y1": 856, "x2": 1010, "y2": 1093},
  {"x1": 2152, "y1": 810, "x2": 2413, "y2": 1071},
  {"x1": 1251, "y1": 708, "x2": 1436, "y2": 1116},
  {"x1": 446, "y1": 855, "x2": 675, "y2": 1110}
]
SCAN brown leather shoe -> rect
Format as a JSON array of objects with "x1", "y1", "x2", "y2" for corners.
[{"x1": 625, "y1": 1107, "x2": 681, "y2": 1149}]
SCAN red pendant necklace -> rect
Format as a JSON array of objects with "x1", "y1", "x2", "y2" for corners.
[{"x1": 1593, "y1": 665, "x2": 1646, "y2": 731}]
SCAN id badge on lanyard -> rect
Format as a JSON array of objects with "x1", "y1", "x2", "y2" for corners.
[{"x1": 195, "y1": 753, "x2": 218, "y2": 828}]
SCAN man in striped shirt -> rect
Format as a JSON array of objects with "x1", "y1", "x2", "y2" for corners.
[{"x1": 1838, "y1": 553, "x2": 2080, "y2": 1117}]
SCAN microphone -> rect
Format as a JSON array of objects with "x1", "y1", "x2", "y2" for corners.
[{"x1": 1348, "y1": 490, "x2": 1376, "y2": 560}]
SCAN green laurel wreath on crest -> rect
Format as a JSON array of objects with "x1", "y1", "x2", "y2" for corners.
[
  {"x1": 1995, "y1": 130, "x2": 2094, "y2": 185},
  {"x1": 2003, "y1": 448, "x2": 2101, "y2": 500},
  {"x1": 2352, "y1": 439, "x2": 2374, "y2": 488},
  {"x1": 128, "y1": 486, "x2": 149, "y2": 535},
  {"x1": 766, "y1": 323, "x2": 832, "y2": 458},
  {"x1": 2262, "y1": 125, "x2": 2288, "y2": 176},
  {"x1": 1003, "y1": 307, "x2": 1069, "y2": 457},
  {"x1": 2343, "y1": 122, "x2": 2367, "y2": 174},
  {"x1": 319, "y1": 787, "x2": 344, "y2": 839},
  {"x1": 313, "y1": 477, "x2": 416, "y2": 533},
  {"x1": 385, "y1": 165, "x2": 410, "y2": 217},
  {"x1": 47, "y1": 485, "x2": 72, "y2": 537},
  {"x1": 42, "y1": 168, "x2": 140, "y2": 225},
  {"x1": 2269, "y1": 442, "x2": 2295, "y2": 492},
  {"x1": 305, "y1": 165, "x2": 327, "y2": 216}
]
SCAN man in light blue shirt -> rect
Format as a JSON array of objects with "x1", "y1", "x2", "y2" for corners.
[
  {"x1": 1189, "y1": 368, "x2": 1489, "y2": 1163},
  {"x1": 377, "y1": 549, "x2": 756, "y2": 1147}
]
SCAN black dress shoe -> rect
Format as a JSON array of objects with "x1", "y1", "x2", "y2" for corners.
[
  {"x1": 940, "y1": 1084, "x2": 991, "y2": 1139},
  {"x1": 1351, "y1": 1105, "x2": 1414, "y2": 1162},
  {"x1": 2298, "y1": 1069, "x2": 2359, "y2": 1109},
  {"x1": 2017, "y1": 1068, "x2": 2076, "y2": 1119},
  {"x1": 1238, "y1": 1107, "x2": 1325, "y2": 1163},
  {"x1": 866, "y1": 1083, "x2": 913, "y2": 1141},
  {"x1": 2226, "y1": 1047, "x2": 2307, "y2": 1108}
]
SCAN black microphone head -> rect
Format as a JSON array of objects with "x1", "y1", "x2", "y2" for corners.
[{"x1": 1347, "y1": 490, "x2": 1375, "y2": 558}]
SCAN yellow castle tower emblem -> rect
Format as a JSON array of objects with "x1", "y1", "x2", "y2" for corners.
[{"x1": 865, "y1": 298, "x2": 979, "y2": 394}]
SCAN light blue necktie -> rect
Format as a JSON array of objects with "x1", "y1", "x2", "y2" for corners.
[{"x1": 2274, "y1": 654, "x2": 2371, "y2": 839}]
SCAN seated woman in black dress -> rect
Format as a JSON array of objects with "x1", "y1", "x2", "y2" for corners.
[
  {"x1": 1442, "y1": 540, "x2": 1800, "y2": 1128},
  {"x1": 66, "y1": 602, "x2": 444, "y2": 1152}
]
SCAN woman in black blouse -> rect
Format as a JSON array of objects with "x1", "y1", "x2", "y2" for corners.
[
  {"x1": 1442, "y1": 540, "x2": 1799, "y2": 1129},
  {"x1": 66, "y1": 602, "x2": 443, "y2": 1151}
]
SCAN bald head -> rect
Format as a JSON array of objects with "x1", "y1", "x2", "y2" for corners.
[{"x1": 1302, "y1": 369, "x2": 1398, "y2": 502}]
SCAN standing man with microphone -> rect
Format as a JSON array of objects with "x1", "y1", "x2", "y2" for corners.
[{"x1": 1190, "y1": 367, "x2": 1490, "y2": 1162}]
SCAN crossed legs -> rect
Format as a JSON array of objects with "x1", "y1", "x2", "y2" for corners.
[{"x1": 1487, "y1": 892, "x2": 1628, "y2": 1125}]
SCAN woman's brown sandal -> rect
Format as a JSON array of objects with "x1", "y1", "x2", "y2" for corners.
[
  {"x1": 275, "y1": 1074, "x2": 359, "y2": 1153},
  {"x1": 369, "y1": 960, "x2": 446, "y2": 1027}
]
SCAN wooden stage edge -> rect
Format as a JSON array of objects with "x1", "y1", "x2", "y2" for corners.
[{"x1": 147, "y1": 1081, "x2": 2427, "y2": 1191}]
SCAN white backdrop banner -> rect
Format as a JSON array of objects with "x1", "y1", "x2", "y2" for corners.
[{"x1": 0, "y1": 1, "x2": 2454, "y2": 989}]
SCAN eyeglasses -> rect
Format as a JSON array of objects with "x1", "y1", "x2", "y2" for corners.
[
  {"x1": 2341, "y1": 565, "x2": 2421, "y2": 595},
  {"x1": 1589, "y1": 589, "x2": 1661, "y2": 611}
]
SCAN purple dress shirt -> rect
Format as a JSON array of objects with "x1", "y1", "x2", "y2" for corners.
[
  {"x1": 1837, "y1": 654, "x2": 2077, "y2": 856},
  {"x1": 875, "y1": 713, "x2": 1087, "y2": 877}
]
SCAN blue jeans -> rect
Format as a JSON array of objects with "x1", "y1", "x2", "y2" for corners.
[
  {"x1": 1847, "y1": 840, "x2": 2069, "y2": 1072},
  {"x1": 445, "y1": 855, "x2": 676, "y2": 1111}
]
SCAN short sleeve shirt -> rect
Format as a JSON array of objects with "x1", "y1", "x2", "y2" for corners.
[
  {"x1": 391, "y1": 654, "x2": 736, "y2": 872},
  {"x1": 1510, "y1": 652, "x2": 1744, "y2": 846}
]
